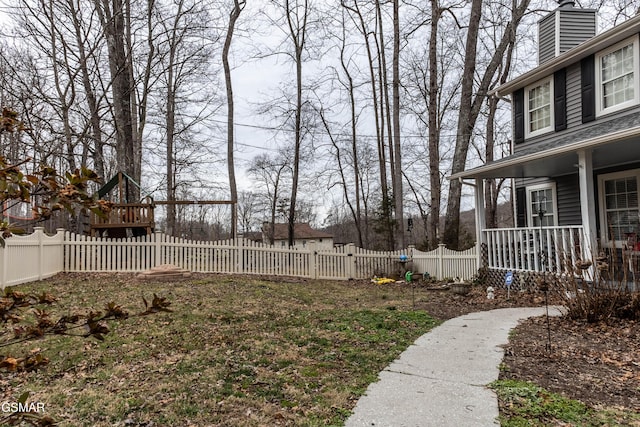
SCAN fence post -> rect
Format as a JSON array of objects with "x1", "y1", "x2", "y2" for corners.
[
  {"x1": 438, "y1": 243, "x2": 445, "y2": 280},
  {"x1": 307, "y1": 240, "x2": 317, "y2": 279},
  {"x1": 35, "y1": 227, "x2": 45, "y2": 281},
  {"x1": 346, "y1": 243, "x2": 356, "y2": 280},
  {"x1": 1, "y1": 236, "x2": 7, "y2": 288},
  {"x1": 154, "y1": 231, "x2": 162, "y2": 267},
  {"x1": 56, "y1": 228, "x2": 65, "y2": 275}
]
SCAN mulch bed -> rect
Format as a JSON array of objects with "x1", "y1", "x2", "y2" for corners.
[{"x1": 501, "y1": 316, "x2": 640, "y2": 411}]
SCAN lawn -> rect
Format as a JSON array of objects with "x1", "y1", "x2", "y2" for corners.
[{"x1": 1, "y1": 274, "x2": 439, "y2": 426}]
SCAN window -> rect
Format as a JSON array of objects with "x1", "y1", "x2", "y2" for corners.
[
  {"x1": 598, "y1": 170, "x2": 640, "y2": 245},
  {"x1": 526, "y1": 184, "x2": 556, "y2": 227},
  {"x1": 596, "y1": 36, "x2": 640, "y2": 116},
  {"x1": 524, "y1": 77, "x2": 554, "y2": 138}
]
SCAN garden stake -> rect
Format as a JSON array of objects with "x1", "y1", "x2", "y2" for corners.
[
  {"x1": 412, "y1": 279, "x2": 416, "y2": 311},
  {"x1": 545, "y1": 288, "x2": 551, "y2": 352},
  {"x1": 536, "y1": 203, "x2": 552, "y2": 352},
  {"x1": 539, "y1": 276, "x2": 552, "y2": 352}
]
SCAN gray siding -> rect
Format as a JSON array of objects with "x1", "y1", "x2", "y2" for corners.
[
  {"x1": 538, "y1": 9, "x2": 596, "y2": 65},
  {"x1": 566, "y1": 62, "x2": 582, "y2": 128},
  {"x1": 515, "y1": 103, "x2": 640, "y2": 154},
  {"x1": 515, "y1": 177, "x2": 551, "y2": 189},
  {"x1": 558, "y1": 10, "x2": 597, "y2": 54},
  {"x1": 516, "y1": 175, "x2": 582, "y2": 227},
  {"x1": 555, "y1": 174, "x2": 581, "y2": 226},
  {"x1": 515, "y1": 177, "x2": 554, "y2": 228},
  {"x1": 538, "y1": 13, "x2": 556, "y2": 64}
]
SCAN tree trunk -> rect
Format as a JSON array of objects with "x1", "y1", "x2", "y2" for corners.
[
  {"x1": 443, "y1": 0, "x2": 530, "y2": 249},
  {"x1": 339, "y1": 12, "x2": 363, "y2": 247},
  {"x1": 442, "y1": 0, "x2": 482, "y2": 250},
  {"x1": 342, "y1": 0, "x2": 391, "y2": 248},
  {"x1": 374, "y1": 0, "x2": 395, "y2": 250},
  {"x1": 392, "y1": 0, "x2": 404, "y2": 249},
  {"x1": 284, "y1": 0, "x2": 308, "y2": 247},
  {"x1": 68, "y1": 0, "x2": 105, "y2": 179},
  {"x1": 223, "y1": 0, "x2": 245, "y2": 240},
  {"x1": 96, "y1": 0, "x2": 137, "y2": 202},
  {"x1": 166, "y1": 55, "x2": 176, "y2": 235},
  {"x1": 428, "y1": 0, "x2": 441, "y2": 249},
  {"x1": 485, "y1": 94, "x2": 498, "y2": 229}
]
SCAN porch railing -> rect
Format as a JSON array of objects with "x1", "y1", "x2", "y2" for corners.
[{"x1": 483, "y1": 226, "x2": 588, "y2": 274}]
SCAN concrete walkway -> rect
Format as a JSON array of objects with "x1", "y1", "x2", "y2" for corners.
[{"x1": 345, "y1": 306, "x2": 563, "y2": 427}]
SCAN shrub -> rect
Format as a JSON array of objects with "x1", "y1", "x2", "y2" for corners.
[{"x1": 555, "y1": 249, "x2": 640, "y2": 322}]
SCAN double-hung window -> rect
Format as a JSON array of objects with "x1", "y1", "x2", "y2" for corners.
[
  {"x1": 598, "y1": 170, "x2": 640, "y2": 246},
  {"x1": 596, "y1": 35, "x2": 639, "y2": 116},
  {"x1": 525, "y1": 77, "x2": 554, "y2": 138},
  {"x1": 526, "y1": 183, "x2": 556, "y2": 227}
]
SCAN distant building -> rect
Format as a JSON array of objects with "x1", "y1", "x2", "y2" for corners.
[{"x1": 262, "y1": 222, "x2": 334, "y2": 249}]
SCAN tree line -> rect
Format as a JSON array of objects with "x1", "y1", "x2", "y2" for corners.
[{"x1": 0, "y1": 0, "x2": 636, "y2": 250}]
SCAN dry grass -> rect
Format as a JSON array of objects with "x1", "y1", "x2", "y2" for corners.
[{"x1": 1, "y1": 273, "x2": 439, "y2": 426}]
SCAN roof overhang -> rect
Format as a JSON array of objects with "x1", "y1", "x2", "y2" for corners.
[
  {"x1": 493, "y1": 13, "x2": 640, "y2": 97},
  {"x1": 450, "y1": 125, "x2": 640, "y2": 180}
]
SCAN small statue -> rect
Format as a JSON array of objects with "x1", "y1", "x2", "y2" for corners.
[{"x1": 486, "y1": 286, "x2": 495, "y2": 300}]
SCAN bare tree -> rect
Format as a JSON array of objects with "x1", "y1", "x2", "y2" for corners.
[
  {"x1": 222, "y1": 0, "x2": 246, "y2": 239},
  {"x1": 237, "y1": 190, "x2": 260, "y2": 234},
  {"x1": 66, "y1": 0, "x2": 109, "y2": 179},
  {"x1": 247, "y1": 153, "x2": 291, "y2": 245},
  {"x1": 94, "y1": 0, "x2": 138, "y2": 200},
  {"x1": 282, "y1": 0, "x2": 310, "y2": 247},
  {"x1": 443, "y1": 0, "x2": 531, "y2": 249},
  {"x1": 313, "y1": 9, "x2": 366, "y2": 246},
  {"x1": 341, "y1": 0, "x2": 394, "y2": 249},
  {"x1": 391, "y1": 0, "x2": 404, "y2": 248},
  {"x1": 427, "y1": 0, "x2": 443, "y2": 249},
  {"x1": 152, "y1": 0, "x2": 219, "y2": 235}
]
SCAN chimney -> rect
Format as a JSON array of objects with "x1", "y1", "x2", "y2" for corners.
[{"x1": 538, "y1": 1, "x2": 597, "y2": 64}]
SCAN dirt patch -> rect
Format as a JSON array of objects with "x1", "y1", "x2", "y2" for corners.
[
  {"x1": 411, "y1": 282, "x2": 560, "y2": 320},
  {"x1": 500, "y1": 315, "x2": 640, "y2": 412}
]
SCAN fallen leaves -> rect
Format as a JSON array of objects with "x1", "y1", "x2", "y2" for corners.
[
  {"x1": 501, "y1": 316, "x2": 640, "y2": 411},
  {"x1": 141, "y1": 294, "x2": 173, "y2": 315},
  {"x1": 0, "y1": 349, "x2": 49, "y2": 372}
]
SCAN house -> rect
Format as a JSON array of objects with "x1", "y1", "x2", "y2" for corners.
[
  {"x1": 262, "y1": 222, "x2": 334, "y2": 249},
  {"x1": 451, "y1": 1, "x2": 640, "y2": 287}
]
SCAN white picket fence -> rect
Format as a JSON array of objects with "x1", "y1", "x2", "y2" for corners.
[
  {"x1": 411, "y1": 244, "x2": 479, "y2": 280},
  {"x1": 0, "y1": 228, "x2": 479, "y2": 288},
  {"x1": 0, "y1": 228, "x2": 65, "y2": 288}
]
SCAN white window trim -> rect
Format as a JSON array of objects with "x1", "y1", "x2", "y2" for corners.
[
  {"x1": 525, "y1": 183, "x2": 557, "y2": 227},
  {"x1": 597, "y1": 168, "x2": 640, "y2": 247},
  {"x1": 595, "y1": 35, "x2": 640, "y2": 117},
  {"x1": 524, "y1": 76, "x2": 554, "y2": 139}
]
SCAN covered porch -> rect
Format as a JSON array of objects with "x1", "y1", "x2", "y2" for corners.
[{"x1": 451, "y1": 123, "x2": 640, "y2": 288}]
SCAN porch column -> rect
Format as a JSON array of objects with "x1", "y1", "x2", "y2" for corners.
[
  {"x1": 577, "y1": 149, "x2": 597, "y2": 269},
  {"x1": 475, "y1": 178, "x2": 486, "y2": 270}
]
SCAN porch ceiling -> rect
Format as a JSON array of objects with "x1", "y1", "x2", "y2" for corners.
[{"x1": 450, "y1": 122, "x2": 640, "y2": 180}]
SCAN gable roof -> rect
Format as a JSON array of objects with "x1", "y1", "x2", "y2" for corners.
[{"x1": 266, "y1": 223, "x2": 333, "y2": 240}]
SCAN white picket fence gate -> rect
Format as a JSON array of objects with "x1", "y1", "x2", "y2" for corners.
[{"x1": 0, "y1": 228, "x2": 479, "y2": 288}]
